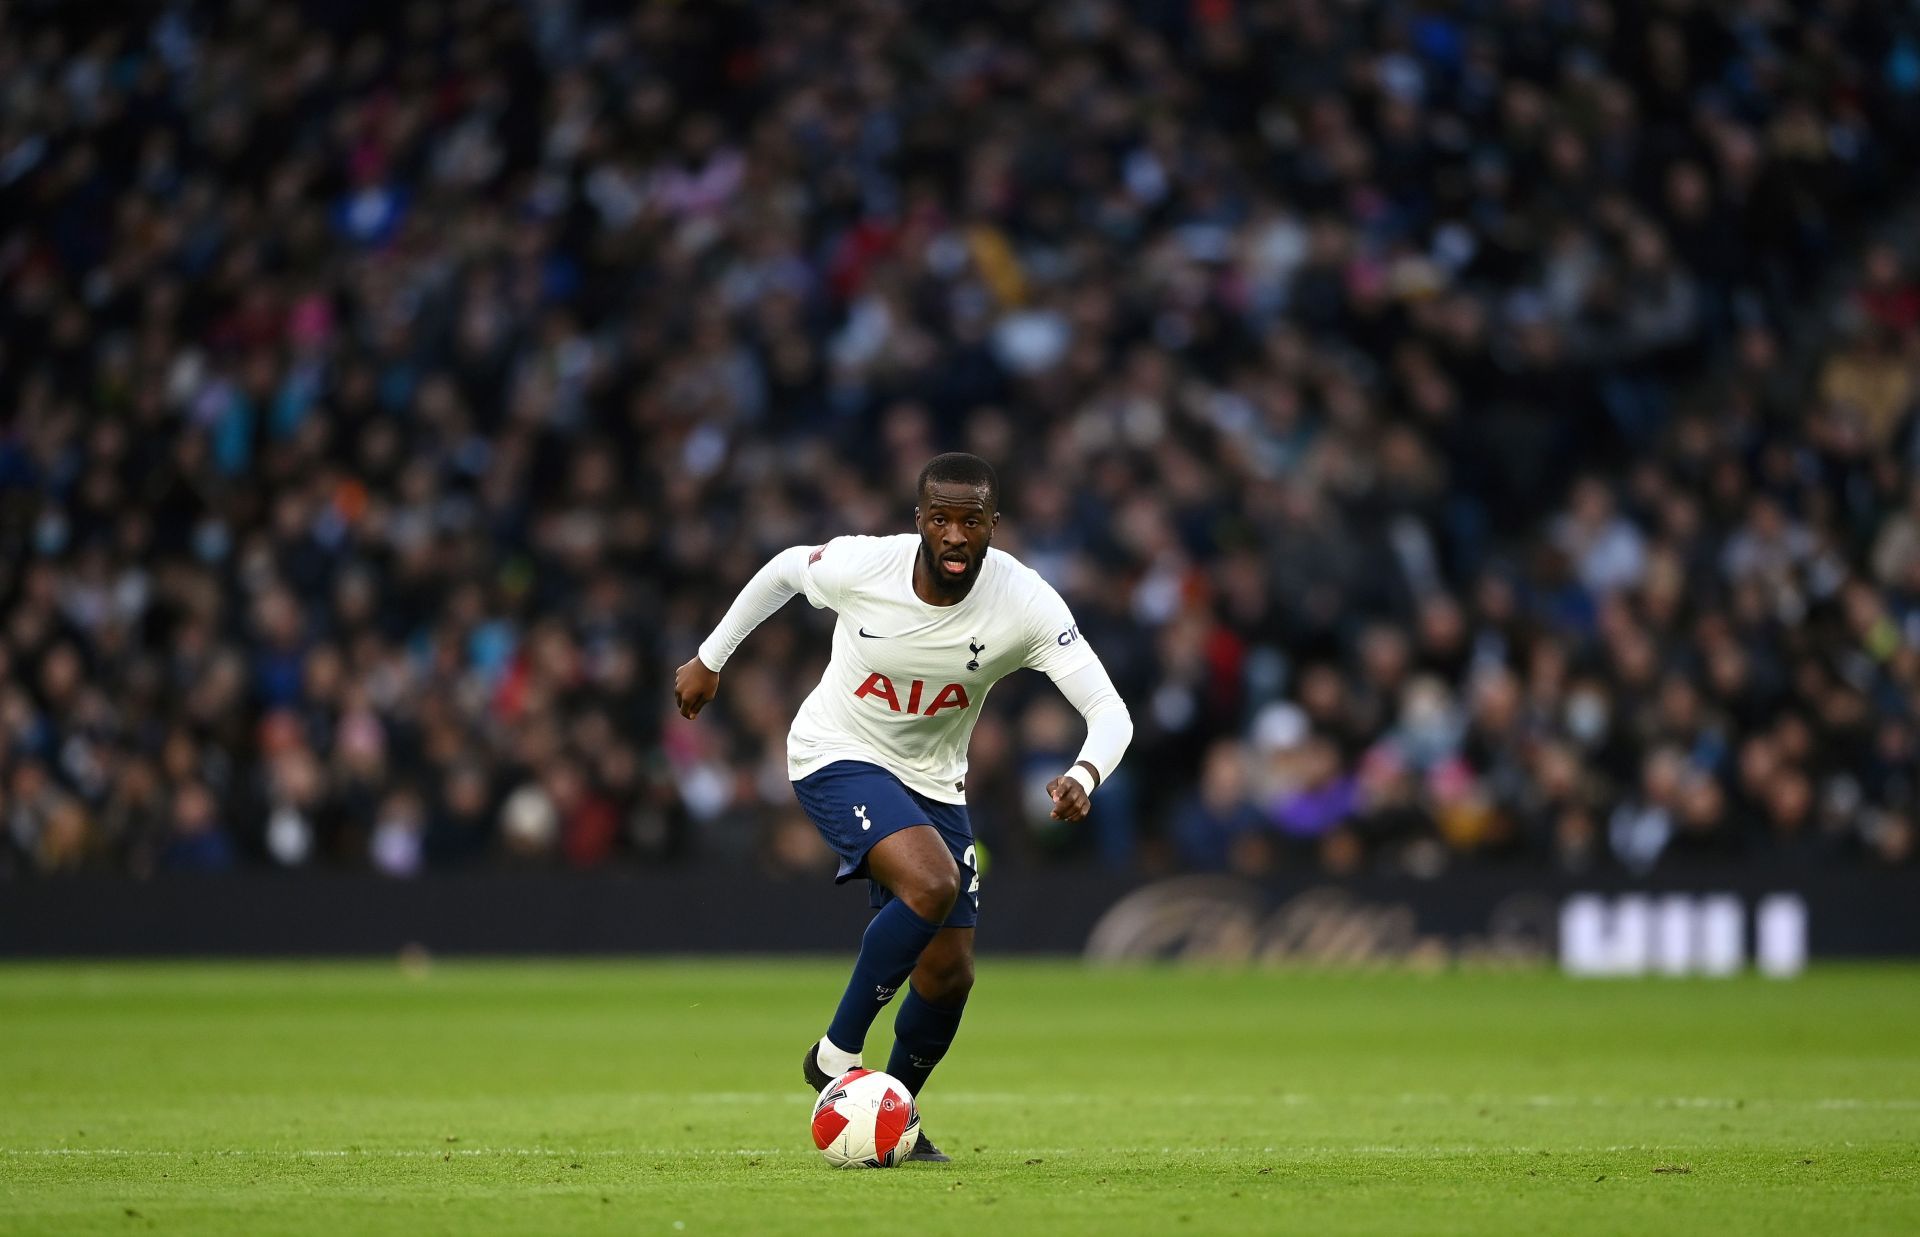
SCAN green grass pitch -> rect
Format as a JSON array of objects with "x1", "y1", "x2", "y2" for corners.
[{"x1": 3, "y1": 960, "x2": 1916, "y2": 1235}]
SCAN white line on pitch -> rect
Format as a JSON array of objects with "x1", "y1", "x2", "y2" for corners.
[
  {"x1": 696, "y1": 1091, "x2": 1918, "y2": 1110},
  {"x1": 0, "y1": 1144, "x2": 1719, "y2": 1160},
  {"x1": 12, "y1": 1089, "x2": 1911, "y2": 1110}
]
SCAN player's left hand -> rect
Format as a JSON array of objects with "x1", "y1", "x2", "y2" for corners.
[{"x1": 1046, "y1": 775, "x2": 1091, "y2": 822}]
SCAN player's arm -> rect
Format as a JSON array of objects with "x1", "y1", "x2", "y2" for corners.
[
  {"x1": 675, "y1": 544, "x2": 823, "y2": 719},
  {"x1": 1043, "y1": 658, "x2": 1132, "y2": 822},
  {"x1": 1021, "y1": 582, "x2": 1133, "y2": 822}
]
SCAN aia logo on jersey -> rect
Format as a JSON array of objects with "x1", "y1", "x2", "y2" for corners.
[{"x1": 854, "y1": 673, "x2": 971, "y2": 716}]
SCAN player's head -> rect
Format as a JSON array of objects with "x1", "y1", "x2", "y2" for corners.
[{"x1": 914, "y1": 452, "x2": 999, "y2": 595}]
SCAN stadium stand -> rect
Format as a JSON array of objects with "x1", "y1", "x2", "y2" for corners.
[{"x1": 3, "y1": 0, "x2": 1919, "y2": 881}]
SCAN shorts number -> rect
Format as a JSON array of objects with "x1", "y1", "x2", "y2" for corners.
[{"x1": 962, "y1": 845, "x2": 980, "y2": 896}]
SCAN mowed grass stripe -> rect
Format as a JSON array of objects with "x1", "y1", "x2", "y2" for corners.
[
  {"x1": 8, "y1": 1088, "x2": 1919, "y2": 1107},
  {"x1": 1, "y1": 960, "x2": 1915, "y2": 1236}
]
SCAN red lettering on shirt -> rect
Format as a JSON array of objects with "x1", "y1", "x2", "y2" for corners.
[
  {"x1": 923, "y1": 683, "x2": 971, "y2": 716},
  {"x1": 854, "y1": 672, "x2": 901, "y2": 711},
  {"x1": 851, "y1": 676, "x2": 971, "y2": 716}
]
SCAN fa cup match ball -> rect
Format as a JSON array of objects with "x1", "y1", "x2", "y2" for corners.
[{"x1": 810, "y1": 1068, "x2": 920, "y2": 1168}]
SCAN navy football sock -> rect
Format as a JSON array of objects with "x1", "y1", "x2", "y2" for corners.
[
  {"x1": 885, "y1": 986, "x2": 966, "y2": 1098},
  {"x1": 825, "y1": 900, "x2": 941, "y2": 1054}
]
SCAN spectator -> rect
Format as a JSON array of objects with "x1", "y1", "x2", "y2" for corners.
[
  {"x1": 1173, "y1": 740, "x2": 1265, "y2": 873},
  {"x1": 1553, "y1": 477, "x2": 1648, "y2": 598},
  {"x1": 161, "y1": 782, "x2": 233, "y2": 873}
]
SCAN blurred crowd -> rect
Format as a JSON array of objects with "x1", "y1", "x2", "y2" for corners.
[{"x1": 4, "y1": 0, "x2": 1920, "y2": 881}]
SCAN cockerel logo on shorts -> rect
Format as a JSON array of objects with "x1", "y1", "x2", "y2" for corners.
[{"x1": 854, "y1": 804, "x2": 870, "y2": 831}]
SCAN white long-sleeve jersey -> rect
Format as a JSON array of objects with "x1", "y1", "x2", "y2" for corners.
[{"x1": 697, "y1": 534, "x2": 1132, "y2": 804}]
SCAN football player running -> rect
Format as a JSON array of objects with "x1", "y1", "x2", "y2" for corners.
[{"x1": 674, "y1": 452, "x2": 1132, "y2": 1162}]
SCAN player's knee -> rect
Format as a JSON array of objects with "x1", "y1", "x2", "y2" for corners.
[
  {"x1": 899, "y1": 860, "x2": 960, "y2": 923},
  {"x1": 923, "y1": 953, "x2": 974, "y2": 1005}
]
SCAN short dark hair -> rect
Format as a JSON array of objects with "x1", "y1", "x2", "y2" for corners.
[{"x1": 917, "y1": 452, "x2": 999, "y2": 512}]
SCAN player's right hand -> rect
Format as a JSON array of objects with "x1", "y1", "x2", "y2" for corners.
[{"x1": 674, "y1": 657, "x2": 721, "y2": 720}]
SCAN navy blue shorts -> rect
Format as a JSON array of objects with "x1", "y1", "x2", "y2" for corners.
[{"x1": 792, "y1": 760, "x2": 979, "y2": 929}]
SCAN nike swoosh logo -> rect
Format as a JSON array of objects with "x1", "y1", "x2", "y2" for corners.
[{"x1": 859, "y1": 628, "x2": 885, "y2": 638}]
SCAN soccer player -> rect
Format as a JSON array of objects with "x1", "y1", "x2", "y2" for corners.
[{"x1": 673, "y1": 452, "x2": 1132, "y2": 1163}]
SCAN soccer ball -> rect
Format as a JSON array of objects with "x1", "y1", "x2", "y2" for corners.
[{"x1": 810, "y1": 1068, "x2": 920, "y2": 1168}]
